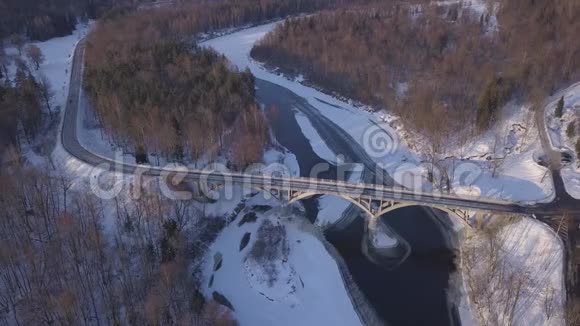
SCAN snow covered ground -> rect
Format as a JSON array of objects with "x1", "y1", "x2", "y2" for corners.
[
  {"x1": 263, "y1": 147, "x2": 300, "y2": 177},
  {"x1": 4, "y1": 23, "x2": 91, "y2": 111},
  {"x1": 3, "y1": 23, "x2": 92, "y2": 167},
  {"x1": 461, "y1": 216, "x2": 565, "y2": 325},
  {"x1": 315, "y1": 196, "x2": 352, "y2": 228},
  {"x1": 202, "y1": 22, "x2": 554, "y2": 204},
  {"x1": 433, "y1": 102, "x2": 553, "y2": 204},
  {"x1": 202, "y1": 196, "x2": 363, "y2": 326},
  {"x1": 544, "y1": 82, "x2": 580, "y2": 199}
]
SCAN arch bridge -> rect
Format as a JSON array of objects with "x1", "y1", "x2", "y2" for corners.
[{"x1": 215, "y1": 176, "x2": 528, "y2": 225}]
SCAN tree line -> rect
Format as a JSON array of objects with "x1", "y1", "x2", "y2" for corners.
[
  {"x1": 251, "y1": 4, "x2": 499, "y2": 145},
  {"x1": 251, "y1": 0, "x2": 580, "y2": 144},
  {"x1": 0, "y1": 48, "x2": 54, "y2": 159}
]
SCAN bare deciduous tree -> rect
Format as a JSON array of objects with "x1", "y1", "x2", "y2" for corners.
[
  {"x1": 462, "y1": 214, "x2": 560, "y2": 326},
  {"x1": 37, "y1": 74, "x2": 54, "y2": 117},
  {"x1": 25, "y1": 44, "x2": 44, "y2": 70}
]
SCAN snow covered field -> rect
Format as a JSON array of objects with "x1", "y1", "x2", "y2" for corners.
[
  {"x1": 202, "y1": 196, "x2": 363, "y2": 326},
  {"x1": 202, "y1": 22, "x2": 554, "y2": 204},
  {"x1": 544, "y1": 82, "x2": 580, "y2": 199}
]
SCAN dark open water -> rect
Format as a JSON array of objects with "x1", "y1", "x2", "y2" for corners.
[{"x1": 257, "y1": 79, "x2": 458, "y2": 325}]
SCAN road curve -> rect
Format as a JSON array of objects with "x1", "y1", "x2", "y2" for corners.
[
  {"x1": 61, "y1": 39, "x2": 578, "y2": 216},
  {"x1": 533, "y1": 84, "x2": 580, "y2": 212}
]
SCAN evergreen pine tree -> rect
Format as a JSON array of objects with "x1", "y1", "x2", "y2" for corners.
[{"x1": 135, "y1": 145, "x2": 148, "y2": 164}]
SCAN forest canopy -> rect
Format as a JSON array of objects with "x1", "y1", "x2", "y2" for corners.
[{"x1": 85, "y1": 18, "x2": 258, "y2": 165}]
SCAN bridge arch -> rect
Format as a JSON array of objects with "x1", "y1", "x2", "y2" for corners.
[
  {"x1": 376, "y1": 202, "x2": 471, "y2": 226},
  {"x1": 193, "y1": 181, "x2": 472, "y2": 226},
  {"x1": 288, "y1": 191, "x2": 471, "y2": 226},
  {"x1": 288, "y1": 191, "x2": 377, "y2": 218}
]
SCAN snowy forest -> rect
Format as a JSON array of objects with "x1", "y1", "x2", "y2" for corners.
[{"x1": 83, "y1": 0, "x2": 349, "y2": 167}]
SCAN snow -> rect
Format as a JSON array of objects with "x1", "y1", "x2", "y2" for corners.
[
  {"x1": 294, "y1": 112, "x2": 337, "y2": 163},
  {"x1": 315, "y1": 196, "x2": 352, "y2": 227},
  {"x1": 32, "y1": 24, "x2": 91, "y2": 107},
  {"x1": 561, "y1": 168, "x2": 580, "y2": 199},
  {"x1": 315, "y1": 171, "x2": 365, "y2": 228},
  {"x1": 544, "y1": 82, "x2": 580, "y2": 199},
  {"x1": 263, "y1": 147, "x2": 300, "y2": 177},
  {"x1": 201, "y1": 22, "x2": 553, "y2": 204},
  {"x1": 202, "y1": 198, "x2": 362, "y2": 326}
]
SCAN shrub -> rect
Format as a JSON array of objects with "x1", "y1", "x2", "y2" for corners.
[{"x1": 250, "y1": 219, "x2": 288, "y2": 262}]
